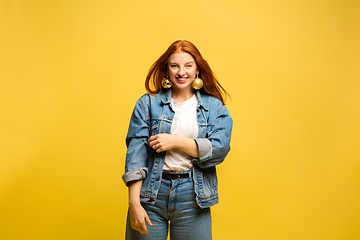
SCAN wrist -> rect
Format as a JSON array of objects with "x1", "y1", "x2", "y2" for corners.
[
  {"x1": 175, "y1": 135, "x2": 186, "y2": 149},
  {"x1": 129, "y1": 199, "x2": 141, "y2": 206}
]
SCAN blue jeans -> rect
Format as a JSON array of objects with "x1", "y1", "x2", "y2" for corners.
[{"x1": 126, "y1": 173, "x2": 212, "y2": 240}]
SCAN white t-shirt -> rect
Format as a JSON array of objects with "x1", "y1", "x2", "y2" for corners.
[{"x1": 163, "y1": 94, "x2": 198, "y2": 172}]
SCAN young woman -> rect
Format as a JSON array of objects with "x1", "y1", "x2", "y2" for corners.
[{"x1": 122, "y1": 40, "x2": 233, "y2": 240}]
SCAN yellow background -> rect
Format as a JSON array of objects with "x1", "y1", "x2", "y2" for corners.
[{"x1": 1, "y1": 0, "x2": 359, "y2": 239}]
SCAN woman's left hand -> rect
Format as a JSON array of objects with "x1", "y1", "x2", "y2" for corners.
[{"x1": 148, "y1": 134, "x2": 178, "y2": 153}]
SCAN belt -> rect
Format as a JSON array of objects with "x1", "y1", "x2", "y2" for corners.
[{"x1": 162, "y1": 171, "x2": 192, "y2": 180}]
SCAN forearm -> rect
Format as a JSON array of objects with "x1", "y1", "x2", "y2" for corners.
[
  {"x1": 175, "y1": 135, "x2": 199, "y2": 158},
  {"x1": 128, "y1": 179, "x2": 142, "y2": 206},
  {"x1": 148, "y1": 134, "x2": 199, "y2": 158}
]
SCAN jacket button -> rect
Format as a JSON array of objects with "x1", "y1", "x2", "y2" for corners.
[
  {"x1": 168, "y1": 117, "x2": 172, "y2": 120},
  {"x1": 156, "y1": 177, "x2": 160, "y2": 181},
  {"x1": 150, "y1": 197, "x2": 154, "y2": 202}
]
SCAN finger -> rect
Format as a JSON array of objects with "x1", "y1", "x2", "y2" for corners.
[
  {"x1": 132, "y1": 223, "x2": 146, "y2": 235},
  {"x1": 149, "y1": 141, "x2": 155, "y2": 148},
  {"x1": 153, "y1": 142, "x2": 163, "y2": 149},
  {"x1": 145, "y1": 215, "x2": 153, "y2": 226},
  {"x1": 148, "y1": 135, "x2": 157, "y2": 143},
  {"x1": 148, "y1": 140, "x2": 158, "y2": 147},
  {"x1": 139, "y1": 223, "x2": 148, "y2": 235},
  {"x1": 131, "y1": 224, "x2": 138, "y2": 231}
]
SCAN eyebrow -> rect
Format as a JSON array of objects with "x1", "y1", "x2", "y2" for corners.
[{"x1": 169, "y1": 61, "x2": 195, "y2": 64}]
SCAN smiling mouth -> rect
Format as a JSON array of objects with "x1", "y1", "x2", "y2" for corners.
[{"x1": 176, "y1": 77, "x2": 188, "y2": 83}]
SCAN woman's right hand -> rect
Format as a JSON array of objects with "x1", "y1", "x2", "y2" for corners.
[{"x1": 129, "y1": 201, "x2": 153, "y2": 235}]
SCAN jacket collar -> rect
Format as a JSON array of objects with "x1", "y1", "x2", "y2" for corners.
[
  {"x1": 160, "y1": 89, "x2": 209, "y2": 111},
  {"x1": 196, "y1": 90, "x2": 209, "y2": 111},
  {"x1": 160, "y1": 89, "x2": 172, "y2": 105}
]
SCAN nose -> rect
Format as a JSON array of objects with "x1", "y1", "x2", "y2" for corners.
[{"x1": 178, "y1": 67, "x2": 185, "y2": 76}]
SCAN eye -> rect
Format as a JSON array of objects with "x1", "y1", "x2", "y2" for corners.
[
  {"x1": 186, "y1": 64, "x2": 192, "y2": 67},
  {"x1": 171, "y1": 64, "x2": 178, "y2": 68}
]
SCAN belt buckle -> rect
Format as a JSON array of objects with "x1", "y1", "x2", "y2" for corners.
[{"x1": 174, "y1": 173, "x2": 180, "y2": 180}]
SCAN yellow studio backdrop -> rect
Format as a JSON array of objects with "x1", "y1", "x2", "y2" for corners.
[{"x1": 1, "y1": 0, "x2": 359, "y2": 239}]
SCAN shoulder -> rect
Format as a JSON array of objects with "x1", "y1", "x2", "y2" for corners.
[
  {"x1": 136, "y1": 92, "x2": 163, "y2": 102},
  {"x1": 198, "y1": 92, "x2": 224, "y2": 109},
  {"x1": 202, "y1": 94, "x2": 222, "y2": 104},
  {"x1": 134, "y1": 92, "x2": 165, "y2": 110},
  {"x1": 198, "y1": 92, "x2": 231, "y2": 119}
]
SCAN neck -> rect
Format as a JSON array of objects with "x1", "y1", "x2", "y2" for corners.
[{"x1": 171, "y1": 88, "x2": 195, "y2": 102}]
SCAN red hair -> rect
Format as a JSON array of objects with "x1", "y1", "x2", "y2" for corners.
[{"x1": 145, "y1": 40, "x2": 230, "y2": 105}]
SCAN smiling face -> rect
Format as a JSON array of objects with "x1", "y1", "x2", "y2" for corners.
[{"x1": 167, "y1": 51, "x2": 199, "y2": 95}]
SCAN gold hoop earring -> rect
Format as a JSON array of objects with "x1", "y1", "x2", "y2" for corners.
[
  {"x1": 192, "y1": 75, "x2": 203, "y2": 90},
  {"x1": 161, "y1": 77, "x2": 172, "y2": 89}
]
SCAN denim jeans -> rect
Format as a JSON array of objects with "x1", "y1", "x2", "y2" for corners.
[{"x1": 126, "y1": 172, "x2": 212, "y2": 240}]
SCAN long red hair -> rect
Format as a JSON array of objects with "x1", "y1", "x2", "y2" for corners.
[{"x1": 145, "y1": 40, "x2": 230, "y2": 105}]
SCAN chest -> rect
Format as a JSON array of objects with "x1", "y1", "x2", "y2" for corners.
[{"x1": 149, "y1": 104, "x2": 213, "y2": 139}]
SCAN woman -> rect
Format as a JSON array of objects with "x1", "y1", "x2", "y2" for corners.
[{"x1": 122, "y1": 40, "x2": 233, "y2": 240}]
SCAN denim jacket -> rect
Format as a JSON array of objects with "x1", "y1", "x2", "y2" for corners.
[{"x1": 122, "y1": 90, "x2": 233, "y2": 208}]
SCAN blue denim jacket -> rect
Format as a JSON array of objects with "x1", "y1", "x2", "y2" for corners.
[{"x1": 122, "y1": 90, "x2": 233, "y2": 208}]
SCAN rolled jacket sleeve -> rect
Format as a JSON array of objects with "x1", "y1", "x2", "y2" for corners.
[
  {"x1": 193, "y1": 104, "x2": 233, "y2": 168},
  {"x1": 194, "y1": 138, "x2": 212, "y2": 160},
  {"x1": 122, "y1": 167, "x2": 148, "y2": 186},
  {"x1": 122, "y1": 95, "x2": 151, "y2": 186}
]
